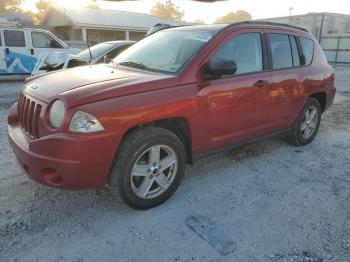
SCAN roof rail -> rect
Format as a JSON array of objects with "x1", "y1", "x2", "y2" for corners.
[{"x1": 228, "y1": 21, "x2": 308, "y2": 32}]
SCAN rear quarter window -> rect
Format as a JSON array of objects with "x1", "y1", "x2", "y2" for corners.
[{"x1": 300, "y1": 37, "x2": 314, "y2": 65}]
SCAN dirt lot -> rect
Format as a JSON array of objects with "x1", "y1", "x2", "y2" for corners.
[{"x1": 0, "y1": 65, "x2": 350, "y2": 262}]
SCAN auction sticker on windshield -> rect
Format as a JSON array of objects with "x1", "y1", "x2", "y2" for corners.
[{"x1": 184, "y1": 32, "x2": 213, "y2": 42}]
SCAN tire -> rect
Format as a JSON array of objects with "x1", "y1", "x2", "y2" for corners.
[
  {"x1": 109, "y1": 126, "x2": 186, "y2": 210},
  {"x1": 290, "y1": 97, "x2": 322, "y2": 146}
]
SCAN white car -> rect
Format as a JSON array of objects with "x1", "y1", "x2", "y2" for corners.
[
  {"x1": 0, "y1": 26, "x2": 78, "y2": 76},
  {"x1": 31, "y1": 40, "x2": 134, "y2": 76}
]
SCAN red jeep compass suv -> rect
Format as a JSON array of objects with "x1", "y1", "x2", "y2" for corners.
[{"x1": 8, "y1": 22, "x2": 335, "y2": 209}]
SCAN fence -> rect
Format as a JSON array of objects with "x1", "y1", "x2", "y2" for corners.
[{"x1": 321, "y1": 36, "x2": 350, "y2": 63}]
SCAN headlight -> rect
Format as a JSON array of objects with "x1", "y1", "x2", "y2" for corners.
[
  {"x1": 69, "y1": 111, "x2": 104, "y2": 133},
  {"x1": 49, "y1": 100, "x2": 65, "y2": 128}
]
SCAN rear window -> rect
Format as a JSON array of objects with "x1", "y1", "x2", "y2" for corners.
[
  {"x1": 300, "y1": 37, "x2": 314, "y2": 65},
  {"x1": 4, "y1": 30, "x2": 25, "y2": 47},
  {"x1": 268, "y1": 34, "x2": 293, "y2": 70}
]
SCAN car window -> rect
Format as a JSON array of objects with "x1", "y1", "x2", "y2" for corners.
[
  {"x1": 212, "y1": 32, "x2": 263, "y2": 75},
  {"x1": 0, "y1": 31, "x2": 2, "y2": 46},
  {"x1": 77, "y1": 43, "x2": 115, "y2": 60},
  {"x1": 32, "y1": 32, "x2": 62, "y2": 48},
  {"x1": 114, "y1": 30, "x2": 215, "y2": 74},
  {"x1": 268, "y1": 34, "x2": 293, "y2": 70},
  {"x1": 106, "y1": 44, "x2": 130, "y2": 60},
  {"x1": 4, "y1": 30, "x2": 25, "y2": 47},
  {"x1": 300, "y1": 37, "x2": 314, "y2": 65},
  {"x1": 289, "y1": 35, "x2": 300, "y2": 67}
]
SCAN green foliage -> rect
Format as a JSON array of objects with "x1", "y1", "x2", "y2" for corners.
[{"x1": 150, "y1": 0, "x2": 184, "y2": 22}]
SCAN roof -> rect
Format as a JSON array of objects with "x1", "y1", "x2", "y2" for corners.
[
  {"x1": 169, "y1": 22, "x2": 307, "y2": 34},
  {"x1": 42, "y1": 6, "x2": 184, "y2": 31},
  {"x1": 0, "y1": 12, "x2": 33, "y2": 26}
]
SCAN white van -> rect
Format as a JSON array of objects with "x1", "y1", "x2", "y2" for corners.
[{"x1": 0, "y1": 26, "x2": 78, "y2": 75}]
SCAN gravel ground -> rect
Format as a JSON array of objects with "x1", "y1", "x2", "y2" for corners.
[{"x1": 0, "y1": 65, "x2": 350, "y2": 262}]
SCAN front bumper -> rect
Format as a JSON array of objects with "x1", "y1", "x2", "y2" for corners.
[{"x1": 8, "y1": 104, "x2": 120, "y2": 190}]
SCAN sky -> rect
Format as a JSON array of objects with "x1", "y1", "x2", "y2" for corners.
[{"x1": 21, "y1": 0, "x2": 350, "y2": 24}]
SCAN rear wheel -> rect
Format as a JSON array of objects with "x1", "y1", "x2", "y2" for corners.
[
  {"x1": 290, "y1": 97, "x2": 322, "y2": 146},
  {"x1": 109, "y1": 127, "x2": 186, "y2": 209}
]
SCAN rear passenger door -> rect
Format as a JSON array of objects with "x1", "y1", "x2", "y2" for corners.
[
  {"x1": 265, "y1": 29, "x2": 303, "y2": 127},
  {"x1": 3, "y1": 29, "x2": 33, "y2": 74}
]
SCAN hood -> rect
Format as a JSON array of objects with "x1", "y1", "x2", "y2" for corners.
[{"x1": 24, "y1": 64, "x2": 178, "y2": 107}]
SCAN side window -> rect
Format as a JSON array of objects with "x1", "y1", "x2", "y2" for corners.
[
  {"x1": 4, "y1": 30, "x2": 25, "y2": 47},
  {"x1": 289, "y1": 35, "x2": 300, "y2": 66},
  {"x1": 106, "y1": 45, "x2": 129, "y2": 59},
  {"x1": 300, "y1": 37, "x2": 314, "y2": 65},
  {"x1": 32, "y1": 32, "x2": 63, "y2": 48},
  {"x1": 212, "y1": 33, "x2": 263, "y2": 75},
  {"x1": 0, "y1": 31, "x2": 2, "y2": 46},
  {"x1": 268, "y1": 34, "x2": 293, "y2": 69}
]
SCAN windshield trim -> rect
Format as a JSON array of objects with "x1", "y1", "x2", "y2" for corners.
[{"x1": 117, "y1": 64, "x2": 177, "y2": 75}]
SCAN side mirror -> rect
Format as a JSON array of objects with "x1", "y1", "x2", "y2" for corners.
[{"x1": 204, "y1": 59, "x2": 237, "y2": 79}]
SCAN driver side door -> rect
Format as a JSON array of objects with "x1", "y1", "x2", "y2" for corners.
[{"x1": 200, "y1": 30, "x2": 276, "y2": 151}]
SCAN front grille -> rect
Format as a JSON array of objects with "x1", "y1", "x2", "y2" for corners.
[{"x1": 18, "y1": 93, "x2": 42, "y2": 138}]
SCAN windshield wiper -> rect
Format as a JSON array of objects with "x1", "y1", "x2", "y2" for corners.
[{"x1": 118, "y1": 61, "x2": 153, "y2": 71}]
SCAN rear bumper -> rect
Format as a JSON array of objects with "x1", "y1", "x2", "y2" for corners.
[
  {"x1": 8, "y1": 105, "x2": 120, "y2": 190},
  {"x1": 325, "y1": 87, "x2": 336, "y2": 111}
]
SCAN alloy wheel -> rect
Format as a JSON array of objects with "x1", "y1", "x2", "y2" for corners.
[
  {"x1": 301, "y1": 106, "x2": 318, "y2": 139},
  {"x1": 130, "y1": 145, "x2": 178, "y2": 199}
]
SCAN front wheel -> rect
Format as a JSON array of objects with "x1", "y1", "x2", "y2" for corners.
[
  {"x1": 290, "y1": 97, "x2": 322, "y2": 146},
  {"x1": 109, "y1": 127, "x2": 186, "y2": 209}
]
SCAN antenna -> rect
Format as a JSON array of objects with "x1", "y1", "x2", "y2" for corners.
[{"x1": 86, "y1": 32, "x2": 93, "y2": 62}]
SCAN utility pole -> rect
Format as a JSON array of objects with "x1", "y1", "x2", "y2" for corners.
[
  {"x1": 289, "y1": 7, "x2": 293, "y2": 17},
  {"x1": 318, "y1": 13, "x2": 325, "y2": 44}
]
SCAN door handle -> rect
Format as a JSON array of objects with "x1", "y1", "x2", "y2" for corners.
[
  {"x1": 5, "y1": 48, "x2": 9, "y2": 55},
  {"x1": 30, "y1": 48, "x2": 34, "y2": 55},
  {"x1": 254, "y1": 80, "x2": 270, "y2": 88}
]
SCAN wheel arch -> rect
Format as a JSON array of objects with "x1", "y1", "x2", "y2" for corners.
[
  {"x1": 121, "y1": 117, "x2": 193, "y2": 164},
  {"x1": 310, "y1": 91, "x2": 327, "y2": 113}
]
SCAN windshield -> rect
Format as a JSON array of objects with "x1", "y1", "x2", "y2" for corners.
[
  {"x1": 114, "y1": 30, "x2": 214, "y2": 74},
  {"x1": 77, "y1": 43, "x2": 115, "y2": 60}
]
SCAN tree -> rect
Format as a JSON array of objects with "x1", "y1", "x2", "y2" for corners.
[
  {"x1": 21, "y1": 0, "x2": 50, "y2": 25},
  {"x1": 150, "y1": 0, "x2": 184, "y2": 22},
  {"x1": 214, "y1": 10, "x2": 252, "y2": 24},
  {"x1": 0, "y1": 0, "x2": 22, "y2": 13}
]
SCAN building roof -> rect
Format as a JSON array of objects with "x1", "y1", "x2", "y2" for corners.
[
  {"x1": 42, "y1": 6, "x2": 183, "y2": 31},
  {"x1": 258, "y1": 12, "x2": 350, "y2": 21},
  {"x1": 0, "y1": 12, "x2": 33, "y2": 26}
]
